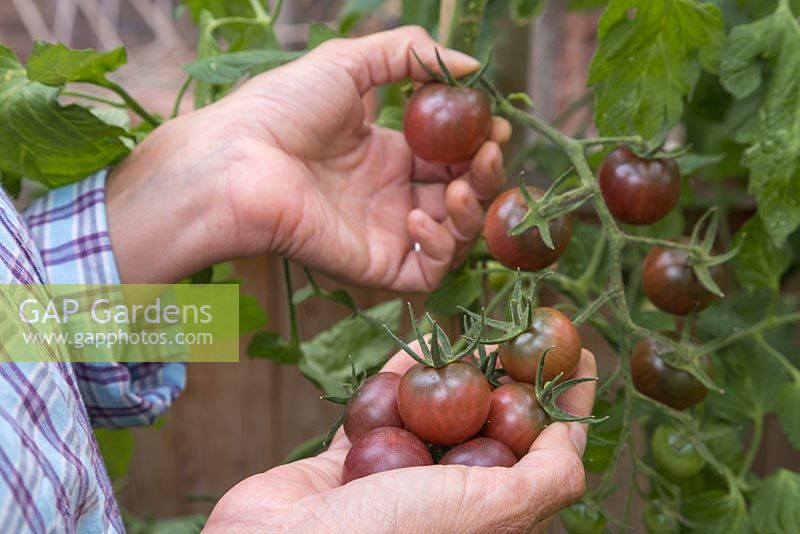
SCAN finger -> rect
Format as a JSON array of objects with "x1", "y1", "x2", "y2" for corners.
[
  {"x1": 445, "y1": 179, "x2": 484, "y2": 242},
  {"x1": 402, "y1": 209, "x2": 456, "y2": 290},
  {"x1": 512, "y1": 423, "x2": 588, "y2": 518},
  {"x1": 442, "y1": 179, "x2": 484, "y2": 267},
  {"x1": 412, "y1": 183, "x2": 448, "y2": 222},
  {"x1": 463, "y1": 141, "x2": 506, "y2": 201},
  {"x1": 489, "y1": 117, "x2": 513, "y2": 144},
  {"x1": 556, "y1": 349, "x2": 598, "y2": 418},
  {"x1": 381, "y1": 340, "x2": 426, "y2": 375},
  {"x1": 411, "y1": 156, "x2": 457, "y2": 183},
  {"x1": 314, "y1": 26, "x2": 481, "y2": 96}
]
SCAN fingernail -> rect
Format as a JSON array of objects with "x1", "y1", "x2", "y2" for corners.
[
  {"x1": 569, "y1": 423, "x2": 588, "y2": 456},
  {"x1": 447, "y1": 49, "x2": 481, "y2": 70}
]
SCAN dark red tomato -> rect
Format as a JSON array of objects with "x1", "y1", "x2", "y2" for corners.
[
  {"x1": 403, "y1": 83, "x2": 492, "y2": 163},
  {"x1": 484, "y1": 187, "x2": 573, "y2": 271},
  {"x1": 482, "y1": 383, "x2": 549, "y2": 458},
  {"x1": 342, "y1": 427, "x2": 433, "y2": 484},
  {"x1": 498, "y1": 307, "x2": 581, "y2": 384},
  {"x1": 631, "y1": 336, "x2": 711, "y2": 410},
  {"x1": 642, "y1": 239, "x2": 725, "y2": 315},
  {"x1": 397, "y1": 361, "x2": 492, "y2": 446},
  {"x1": 343, "y1": 372, "x2": 404, "y2": 442},
  {"x1": 439, "y1": 437, "x2": 517, "y2": 468},
  {"x1": 598, "y1": 146, "x2": 681, "y2": 225}
]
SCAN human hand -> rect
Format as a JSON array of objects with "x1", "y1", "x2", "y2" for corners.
[
  {"x1": 203, "y1": 346, "x2": 596, "y2": 533},
  {"x1": 106, "y1": 26, "x2": 509, "y2": 288}
]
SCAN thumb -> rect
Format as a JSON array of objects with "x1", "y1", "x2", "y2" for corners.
[{"x1": 310, "y1": 25, "x2": 481, "y2": 95}]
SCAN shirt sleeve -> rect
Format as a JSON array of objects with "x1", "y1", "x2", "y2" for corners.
[{"x1": 22, "y1": 170, "x2": 187, "y2": 428}]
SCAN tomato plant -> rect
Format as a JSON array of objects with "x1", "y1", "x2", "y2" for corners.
[
  {"x1": 631, "y1": 337, "x2": 710, "y2": 410},
  {"x1": 404, "y1": 83, "x2": 492, "y2": 163},
  {"x1": 482, "y1": 383, "x2": 549, "y2": 458},
  {"x1": 342, "y1": 427, "x2": 433, "y2": 484},
  {"x1": 439, "y1": 437, "x2": 517, "y2": 467},
  {"x1": 643, "y1": 502, "x2": 680, "y2": 534},
  {"x1": 484, "y1": 187, "x2": 573, "y2": 271},
  {"x1": 343, "y1": 372, "x2": 404, "y2": 442},
  {"x1": 599, "y1": 146, "x2": 682, "y2": 225}
]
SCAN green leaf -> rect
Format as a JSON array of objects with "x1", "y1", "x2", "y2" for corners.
[
  {"x1": 776, "y1": 382, "x2": 800, "y2": 448},
  {"x1": 705, "y1": 342, "x2": 785, "y2": 422},
  {"x1": 339, "y1": 0, "x2": 384, "y2": 34},
  {"x1": 0, "y1": 169, "x2": 22, "y2": 198},
  {"x1": 239, "y1": 293, "x2": 267, "y2": 335},
  {"x1": 681, "y1": 489, "x2": 750, "y2": 534},
  {"x1": 558, "y1": 220, "x2": 605, "y2": 280},
  {"x1": 720, "y1": 2, "x2": 800, "y2": 246},
  {"x1": 0, "y1": 45, "x2": 130, "y2": 187},
  {"x1": 674, "y1": 152, "x2": 724, "y2": 175},
  {"x1": 511, "y1": 0, "x2": 547, "y2": 24},
  {"x1": 425, "y1": 264, "x2": 482, "y2": 315},
  {"x1": 376, "y1": 105, "x2": 405, "y2": 131},
  {"x1": 184, "y1": 0, "x2": 280, "y2": 52},
  {"x1": 185, "y1": 49, "x2": 301, "y2": 84},
  {"x1": 299, "y1": 300, "x2": 401, "y2": 395},
  {"x1": 750, "y1": 470, "x2": 800, "y2": 534},
  {"x1": 247, "y1": 331, "x2": 302, "y2": 364},
  {"x1": 94, "y1": 428, "x2": 134, "y2": 482},
  {"x1": 589, "y1": 0, "x2": 724, "y2": 141},
  {"x1": 734, "y1": 216, "x2": 794, "y2": 292},
  {"x1": 401, "y1": 0, "x2": 440, "y2": 31},
  {"x1": 568, "y1": 0, "x2": 607, "y2": 8},
  {"x1": 307, "y1": 22, "x2": 341, "y2": 49},
  {"x1": 26, "y1": 42, "x2": 126, "y2": 86}
]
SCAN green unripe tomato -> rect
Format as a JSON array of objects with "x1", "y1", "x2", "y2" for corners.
[
  {"x1": 561, "y1": 501, "x2": 606, "y2": 534},
  {"x1": 486, "y1": 261, "x2": 514, "y2": 291},
  {"x1": 651, "y1": 424, "x2": 706, "y2": 478},
  {"x1": 644, "y1": 502, "x2": 680, "y2": 534}
]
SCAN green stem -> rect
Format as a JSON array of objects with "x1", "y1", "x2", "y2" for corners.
[
  {"x1": 170, "y1": 76, "x2": 193, "y2": 119},
  {"x1": 579, "y1": 135, "x2": 643, "y2": 147},
  {"x1": 739, "y1": 415, "x2": 764, "y2": 477},
  {"x1": 100, "y1": 81, "x2": 160, "y2": 127},
  {"x1": 282, "y1": 258, "x2": 300, "y2": 345},
  {"x1": 60, "y1": 89, "x2": 127, "y2": 108},
  {"x1": 754, "y1": 335, "x2": 800, "y2": 380},
  {"x1": 248, "y1": 0, "x2": 269, "y2": 19},
  {"x1": 445, "y1": 0, "x2": 489, "y2": 55},
  {"x1": 573, "y1": 288, "x2": 618, "y2": 326},
  {"x1": 271, "y1": 0, "x2": 284, "y2": 20},
  {"x1": 695, "y1": 313, "x2": 800, "y2": 357}
]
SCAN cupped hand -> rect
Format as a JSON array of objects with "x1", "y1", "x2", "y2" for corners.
[
  {"x1": 208, "y1": 26, "x2": 509, "y2": 291},
  {"x1": 204, "y1": 347, "x2": 596, "y2": 533}
]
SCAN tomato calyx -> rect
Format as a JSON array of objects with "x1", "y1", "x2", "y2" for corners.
[
  {"x1": 411, "y1": 47, "x2": 492, "y2": 89},
  {"x1": 534, "y1": 346, "x2": 605, "y2": 424},
  {"x1": 385, "y1": 303, "x2": 484, "y2": 368},
  {"x1": 462, "y1": 271, "x2": 549, "y2": 344},
  {"x1": 505, "y1": 174, "x2": 590, "y2": 250}
]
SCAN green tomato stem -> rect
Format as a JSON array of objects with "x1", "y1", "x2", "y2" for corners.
[
  {"x1": 444, "y1": 0, "x2": 489, "y2": 56},
  {"x1": 101, "y1": 80, "x2": 161, "y2": 128}
]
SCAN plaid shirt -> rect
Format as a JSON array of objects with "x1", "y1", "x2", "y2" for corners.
[{"x1": 0, "y1": 170, "x2": 186, "y2": 533}]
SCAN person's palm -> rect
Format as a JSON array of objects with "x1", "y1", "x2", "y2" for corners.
[{"x1": 218, "y1": 28, "x2": 508, "y2": 291}]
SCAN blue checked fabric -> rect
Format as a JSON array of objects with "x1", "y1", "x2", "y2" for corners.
[{"x1": 0, "y1": 170, "x2": 186, "y2": 532}]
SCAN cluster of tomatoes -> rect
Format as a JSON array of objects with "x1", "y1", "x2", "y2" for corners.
[{"x1": 341, "y1": 307, "x2": 583, "y2": 483}]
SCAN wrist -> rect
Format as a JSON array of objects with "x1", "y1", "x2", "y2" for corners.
[{"x1": 105, "y1": 107, "x2": 234, "y2": 282}]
